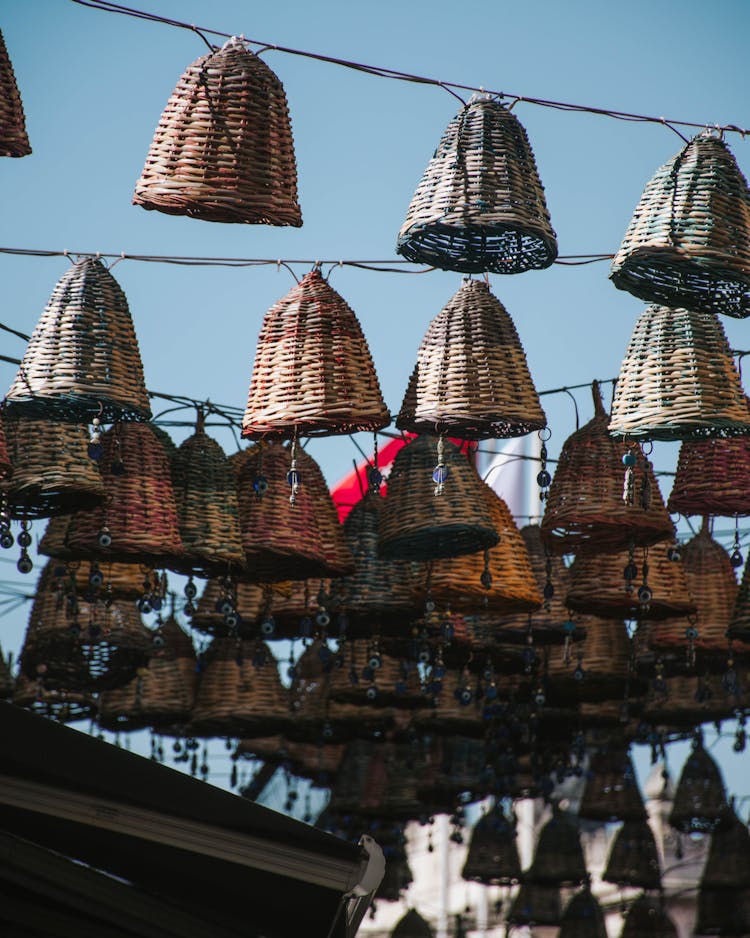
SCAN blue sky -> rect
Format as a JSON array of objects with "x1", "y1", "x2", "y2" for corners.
[{"x1": 1, "y1": 0, "x2": 749, "y2": 807}]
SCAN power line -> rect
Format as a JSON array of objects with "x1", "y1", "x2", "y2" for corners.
[{"x1": 68, "y1": 0, "x2": 750, "y2": 137}]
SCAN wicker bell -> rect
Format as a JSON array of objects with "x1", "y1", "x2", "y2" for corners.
[
  {"x1": 242, "y1": 269, "x2": 389, "y2": 439},
  {"x1": 397, "y1": 279, "x2": 546, "y2": 438},
  {"x1": 669, "y1": 429, "x2": 750, "y2": 517},
  {"x1": 578, "y1": 747, "x2": 647, "y2": 822},
  {"x1": 391, "y1": 909, "x2": 433, "y2": 938},
  {"x1": 619, "y1": 896, "x2": 676, "y2": 938},
  {"x1": 62, "y1": 422, "x2": 185, "y2": 569},
  {"x1": 378, "y1": 436, "x2": 498, "y2": 561},
  {"x1": 12, "y1": 672, "x2": 96, "y2": 723},
  {"x1": 542, "y1": 382, "x2": 673, "y2": 554},
  {"x1": 558, "y1": 889, "x2": 607, "y2": 938},
  {"x1": 603, "y1": 819, "x2": 661, "y2": 890},
  {"x1": 461, "y1": 808, "x2": 522, "y2": 885},
  {"x1": 507, "y1": 883, "x2": 562, "y2": 927},
  {"x1": 526, "y1": 810, "x2": 587, "y2": 886},
  {"x1": 544, "y1": 618, "x2": 634, "y2": 705},
  {"x1": 668, "y1": 739, "x2": 729, "y2": 834},
  {"x1": 695, "y1": 887, "x2": 750, "y2": 937},
  {"x1": 729, "y1": 557, "x2": 750, "y2": 643},
  {"x1": 328, "y1": 641, "x2": 424, "y2": 708},
  {"x1": 641, "y1": 673, "x2": 738, "y2": 729},
  {"x1": 171, "y1": 417, "x2": 245, "y2": 575},
  {"x1": 68, "y1": 559, "x2": 149, "y2": 601},
  {"x1": 611, "y1": 134, "x2": 750, "y2": 319},
  {"x1": 701, "y1": 808, "x2": 750, "y2": 889},
  {"x1": 4, "y1": 415, "x2": 104, "y2": 518},
  {"x1": 6, "y1": 258, "x2": 151, "y2": 422},
  {"x1": 608, "y1": 305, "x2": 750, "y2": 441},
  {"x1": 397, "y1": 95, "x2": 557, "y2": 273},
  {"x1": 191, "y1": 577, "x2": 268, "y2": 637},
  {"x1": 0, "y1": 29, "x2": 31, "y2": 157},
  {"x1": 134, "y1": 38, "x2": 301, "y2": 226},
  {"x1": 235, "y1": 442, "x2": 354, "y2": 581}
]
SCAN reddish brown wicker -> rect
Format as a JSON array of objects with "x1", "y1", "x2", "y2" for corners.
[
  {"x1": 526, "y1": 810, "x2": 587, "y2": 886},
  {"x1": 620, "y1": 896, "x2": 676, "y2": 938},
  {"x1": 611, "y1": 134, "x2": 750, "y2": 319},
  {"x1": 235, "y1": 442, "x2": 354, "y2": 581},
  {"x1": 171, "y1": 417, "x2": 245, "y2": 575},
  {"x1": 542, "y1": 382, "x2": 674, "y2": 554},
  {"x1": 669, "y1": 427, "x2": 750, "y2": 517},
  {"x1": 397, "y1": 95, "x2": 556, "y2": 273},
  {"x1": 242, "y1": 269, "x2": 389, "y2": 439},
  {"x1": 378, "y1": 436, "x2": 498, "y2": 561},
  {"x1": 608, "y1": 305, "x2": 750, "y2": 441},
  {"x1": 603, "y1": 820, "x2": 661, "y2": 890},
  {"x1": 461, "y1": 808, "x2": 522, "y2": 885},
  {"x1": 507, "y1": 883, "x2": 562, "y2": 927},
  {"x1": 566, "y1": 545, "x2": 696, "y2": 620},
  {"x1": 578, "y1": 747, "x2": 647, "y2": 822},
  {"x1": 4, "y1": 415, "x2": 104, "y2": 519},
  {"x1": 0, "y1": 29, "x2": 31, "y2": 157},
  {"x1": 12, "y1": 672, "x2": 96, "y2": 723},
  {"x1": 62, "y1": 422, "x2": 186, "y2": 569},
  {"x1": 134, "y1": 38, "x2": 301, "y2": 226},
  {"x1": 558, "y1": 889, "x2": 607, "y2": 938},
  {"x1": 701, "y1": 808, "x2": 750, "y2": 890},
  {"x1": 283, "y1": 740, "x2": 346, "y2": 785},
  {"x1": 668, "y1": 740, "x2": 729, "y2": 833},
  {"x1": 397, "y1": 279, "x2": 546, "y2": 438},
  {"x1": 5, "y1": 258, "x2": 151, "y2": 422}
]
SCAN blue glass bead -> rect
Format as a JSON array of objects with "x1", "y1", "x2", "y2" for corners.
[{"x1": 622, "y1": 452, "x2": 637, "y2": 467}]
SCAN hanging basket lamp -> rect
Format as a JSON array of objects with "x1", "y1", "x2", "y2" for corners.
[
  {"x1": 668, "y1": 738, "x2": 730, "y2": 834},
  {"x1": 461, "y1": 807, "x2": 522, "y2": 885},
  {"x1": 0, "y1": 29, "x2": 31, "y2": 157},
  {"x1": 668, "y1": 427, "x2": 750, "y2": 517},
  {"x1": 603, "y1": 819, "x2": 661, "y2": 890}
]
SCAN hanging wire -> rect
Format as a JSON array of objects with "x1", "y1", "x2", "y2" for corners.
[{"x1": 68, "y1": 0, "x2": 750, "y2": 136}]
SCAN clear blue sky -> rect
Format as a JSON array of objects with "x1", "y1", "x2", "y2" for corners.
[{"x1": 1, "y1": 0, "x2": 749, "y2": 807}]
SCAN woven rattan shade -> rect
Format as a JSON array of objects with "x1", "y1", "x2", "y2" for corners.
[
  {"x1": 172, "y1": 420, "x2": 245, "y2": 575},
  {"x1": 417, "y1": 736, "x2": 489, "y2": 805},
  {"x1": 526, "y1": 811, "x2": 587, "y2": 886},
  {"x1": 235, "y1": 443, "x2": 354, "y2": 581},
  {"x1": 378, "y1": 436, "x2": 498, "y2": 561},
  {"x1": 558, "y1": 889, "x2": 607, "y2": 938},
  {"x1": 611, "y1": 135, "x2": 750, "y2": 319},
  {"x1": 641, "y1": 673, "x2": 738, "y2": 729},
  {"x1": 608, "y1": 305, "x2": 750, "y2": 442},
  {"x1": 391, "y1": 909, "x2": 433, "y2": 938},
  {"x1": 134, "y1": 38, "x2": 301, "y2": 226},
  {"x1": 6, "y1": 258, "x2": 151, "y2": 422},
  {"x1": 328, "y1": 642, "x2": 423, "y2": 708},
  {"x1": 62, "y1": 423, "x2": 185, "y2": 569},
  {"x1": 12, "y1": 673, "x2": 96, "y2": 723},
  {"x1": 603, "y1": 819, "x2": 661, "y2": 890},
  {"x1": 0, "y1": 29, "x2": 30, "y2": 157},
  {"x1": 579, "y1": 748, "x2": 646, "y2": 822},
  {"x1": 4, "y1": 415, "x2": 104, "y2": 519},
  {"x1": 461, "y1": 809, "x2": 522, "y2": 885},
  {"x1": 729, "y1": 557, "x2": 750, "y2": 643},
  {"x1": 701, "y1": 809, "x2": 750, "y2": 889},
  {"x1": 668, "y1": 431, "x2": 750, "y2": 517},
  {"x1": 668, "y1": 741, "x2": 729, "y2": 834},
  {"x1": 69, "y1": 560, "x2": 148, "y2": 601},
  {"x1": 545, "y1": 618, "x2": 634, "y2": 704},
  {"x1": 412, "y1": 668, "x2": 486, "y2": 736},
  {"x1": 542, "y1": 382, "x2": 673, "y2": 554},
  {"x1": 397, "y1": 95, "x2": 556, "y2": 273},
  {"x1": 397, "y1": 279, "x2": 546, "y2": 438},
  {"x1": 507, "y1": 883, "x2": 562, "y2": 927},
  {"x1": 242, "y1": 269, "x2": 389, "y2": 439},
  {"x1": 191, "y1": 577, "x2": 267, "y2": 636},
  {"x1": 566, "y1": 546, "x2": 696, "y2": 620}
]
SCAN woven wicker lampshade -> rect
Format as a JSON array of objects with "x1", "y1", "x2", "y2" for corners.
[
  {"x1": 461, "y1": 808, "x2": 522, "y2": 885},
  {"x1": 701, "y1": 808, "x2": 750, "y2": 890},
  {"x1": 376, "y1": 852, "x2": 413, "y2": 903},
  {"x1": 611, "y1": 134, "x2": 750, "y2": 319},
  {"x1": 12, "y1": 673, "x2": 96, "y2": 723},
  {"x1": 328, "y1": 641, "x2": 424, "y2": 708},
  {"x1": 542, "y1": 382, "x2": 674, "y2": 555},
  {"x1": 6, "y1": 258, "x2": 151, "y2": 422},
  {"x1": 191, "y1": 577, "x2": 268, "y2": 636},
  {"x1": 507, "y1": 883, "x2": 562, "y2": 927},
  {"x1": 558, "y1": 889, "x2": 607, "y2": 938},
  {"x1": 668, "y1": 429, "x2": 750, "y2": 517},
  {"x1": 579, "y1": 747, "x2": 647, "y2": 822},
  {"x1": 668, "y1": 739, "x2": 729, "y2": 834},
  {"x1": 4, "y1": 415, "x2": 104, "y2": 519},
  {"x1": 603, "y1": 819, "x2": 661, "y2": 890},
  {"x1": 729, "y1": 557, "x2": 750, "y2": 643},
  {"x1": 566, "y1": 545, "x2": 696, "y2": 621},
  {"x1": 327, "y1": 739, "x2": 424, "y2": 820},
  {"x1": 608, "y1": 305, "x2": 750, "y2": 442},
  {"x1": 417, "y1": 736, "x2": 490, "y2": 805},
  {"x1": 134, "y1": 37, "x2": 301, "y2": 226},
  {"x1": 391, "y1": 909, "x2": 433, "y2": 938},
  {"x1": 242, "y1": 269, "x2": 389, "y2": 439},
  {"x1": 378, "y1": 436, "x2": 498, "y2": 561},
  {"x1": 544, "y1": 618, "x2": 634, "y2": 705},
  {"x1": 396, "y1": 279, "x2": 546, "y2": 438},
  {"x1": 641, "y1": 673, "x2": 738, "y2": 729},
  {"x1": 190, "y1": 639, "x2": 289, "y2": 737},
  {"x1": 235, "y1": 442, "x2": 354, "y2": 581},
  {"x1": 620, "y1": 896, "x2": 677, "y2": 938},
  {"x1": 412, "y1": 667, "x2": 487, "y2": 737},
  {"x1": 61, "y1": 422, "x2": 185, "y2": 569},
  {"x1": 696, "y1": 887, "x2": 750, "y2": 937},
  {"x1": 67, "y1": 559, "x2": 147, "y2": 602},
  {"x1": 397, "y1": 95, "x2": 556, "y2": 273},
  {"x1": 526, "y1": 810, "x2": 587, "y2": 886},
  {"x1": 0, "y1": 29, "x2": 31, "y2": 157},
  {"x1": 171, "y1": 417, "x2": 245, "y2": 576}
]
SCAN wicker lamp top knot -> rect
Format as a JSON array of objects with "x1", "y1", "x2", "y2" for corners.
[
  {"x1": 378, "y1": 435, "x2": 499, "y2": 561},
  {"x1": 134, "y1": 37, "x2": 301, "y2": 226},
  {"x1": 391, "y1": 909, "x2": 433, "y2": 938},
  {"x1": 242, "y1": 269, "x2": 389, "y2": 439},
  {"x1": 0, "y1": 29, "x2": 31, "y2": 157},
  {"x1": 397, "y1": 279, "x2": 546, "y2": 439},
  {"x1": 558, "y1": 889, "x2": 607, "y2": 938},
  {"x1": 611, "y1": 134, "x2": 750, "y2": 319},
  {"x1": 5, "y1": 258, "x2": 151, "y2": 422},
  {"x1": 619, "y1": 895, "x2": 677, "y2": 938},
  {"x1": 668, "y1": 427, "x2": 750, "y2": 518},
  {"x1": 608, "y1": 305, "x2": 750, "y2": 442},
  {"x1": 397, "y1": 96, "x2": 557, "y2": 273},
  {"x1": 668, "y1": 739, "x2": 729, "y2": 833},
  {"x1": 603, "y1": 819, "x2": 661, "y2": 890}
]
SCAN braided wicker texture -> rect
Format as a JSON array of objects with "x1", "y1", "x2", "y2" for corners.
[
  {"x1": 5, "y1": 258, "x2": 151, "y2": 422},
  {"x1": 191, "y1": 577, "x2": 267, "y2": 636},
  {"x1": 235, "y1": 443, "x2": 354, "y2": 581},
  {"x1": 172, "y1": 420, "x2": 245, "y2": 575},
  {"x1": 5, "y1": 415, "x2": 104, "y2": 519},
  {"x1": 379, "y1": 436, "x2": 498, "y2": 561},
  {"x1": 0, "y1": 29, "x2": 31, "y2": 157},
  {"x1": 603, "y1": 820, "x2": 661, "y2": 890},
  {"x1": 328, "y1": 641, "x2": 424, "y2": 708},
  {"x1": 397, "y1": 279, "x2": 546, "y2": 438},
  {"x1": 669, "y1": 432, "x2": 750, "y2": 517},
  {"x1": 397, "y1": 96, "x2": 556, "y2": 273},
  {"x1": 620, "y1": 897, "x2": 676, "y2": 938},
  {"x1": 578, "y1": 748, "x2": 647, "y2": 822},
  {"x1": 611, "y1": 135, "x2": 750, "y2": 319},
  {"x1": 62, "y1": 422, "x2": 185, "y2": 568},
  {"x1": 542, "y1": 382, "x2": 674, "y2": 554},
  {"x1": 668, "y1": 741, "x2": 728, "y2": 833},
  {"x1": 242, "y1": 269, "x2": 389, "y2": 439},
  {"x1": 608, "y1": 306, "x2": 750, "y2": 441},
  {"x1": 134, "y1": 38, "x2": 301, "y2": 226},
  {"x1": 69, "y1": 560, "x2": 150, "y2": 601}
]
